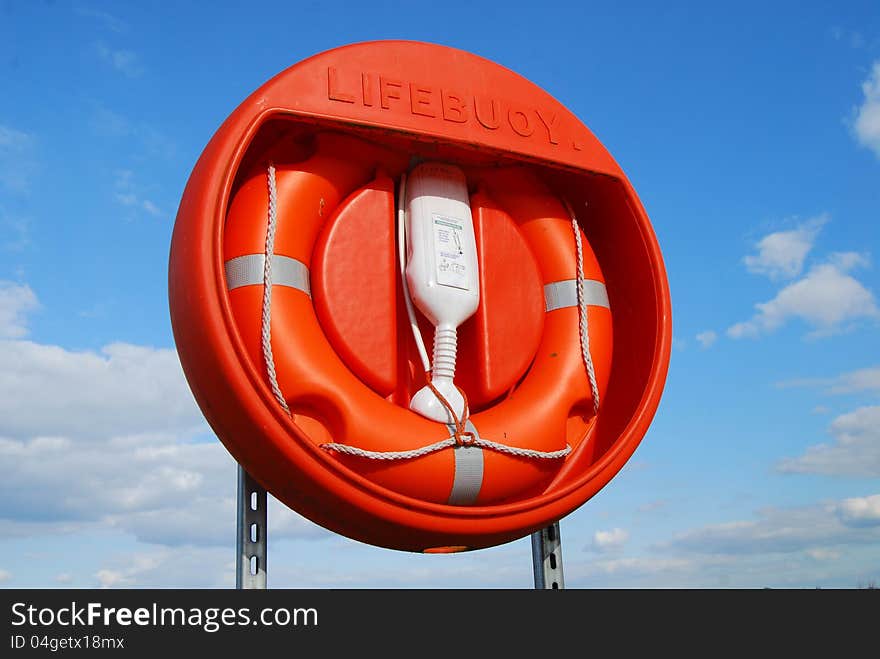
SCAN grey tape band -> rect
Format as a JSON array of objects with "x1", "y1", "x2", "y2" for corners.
[
  {"x1": 445, "y1": 419, "x2": 485, "y2": 506},
  {"x1": 224, "y1": 254, "x2": 311, "y2": 296},
  {"x1": 544, "y1": 279, "x2": 609, "y2": 312}
]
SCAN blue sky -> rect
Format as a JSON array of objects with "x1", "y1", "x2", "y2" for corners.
[{"x1": 1, "y1": 0, "x2": 879, "y2": 588}]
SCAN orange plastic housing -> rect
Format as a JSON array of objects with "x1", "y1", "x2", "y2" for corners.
[{"x1": 168, "y1": 40, "x2": 671, "y2": 552}]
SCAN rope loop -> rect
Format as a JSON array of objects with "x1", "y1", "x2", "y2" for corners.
[
  {"x1": 423, "y1": 371, "x2": 474, "y2": 446},
  {"x1": 563, "y1": 198, "x2": 600, "y2": 415},
  {"x1": 263, "y1": 163, "x2": 292, "y2": 417}
]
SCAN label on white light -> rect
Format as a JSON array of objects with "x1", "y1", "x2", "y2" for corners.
[{"x1": 432, "y1": 214, "x2": 470, "y2": 290}]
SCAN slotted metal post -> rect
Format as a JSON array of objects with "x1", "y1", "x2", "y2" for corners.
[
  {"x1": 531, "y1": 521, "x2": 565, "y2": 589},
  {"x1": 236, "y1": 465, "x2": 267, "y2": 589},
  {"x1": 236, "y1": 460, "x2": 562, "y2": 589}
]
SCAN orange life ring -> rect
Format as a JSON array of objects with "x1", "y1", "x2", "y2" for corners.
[
  {"x1": 222, "y1": 130, "x2": 612, "y2": 506},
  {"x1": 168, "y1": 40, "x2": 672, "y2": 554}
]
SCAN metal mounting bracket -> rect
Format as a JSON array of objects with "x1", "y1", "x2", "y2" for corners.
[
  {"x1": 531, "y1": 522, "x2": 565, "y2": 589},
  {"x1": 235, "y1": 465, "x2": 267, "y2": 589},
  {"x1": 236, "y1": 464, "x2": 563, "y2": 589}
]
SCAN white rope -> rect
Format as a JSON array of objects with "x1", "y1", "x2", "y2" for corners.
[
  {"x1": 565, "y1": 200, "x2": 601, "y2": 414},
  {"x1": 321, "y1": 438, "x2": 456, "y2": 461},
  {"x1": 321, "y1": 437, "x2": 570, "y2": 461},
  {"x1": 262, "y1": 164, "x2": 291, "y2": 416},
  {"x1": 397, "y1": 172, "x2": 431, "y2": 372},
  {"x1": 473, "y1": 438, "x2": 570, "y2": 459}
]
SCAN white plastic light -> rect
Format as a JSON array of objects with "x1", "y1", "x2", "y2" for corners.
[{"x1": 404, "y1": 162, "x2": 479, "y2": 423}]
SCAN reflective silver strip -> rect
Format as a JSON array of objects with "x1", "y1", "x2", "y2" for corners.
[
  {"x1": 224, "y1": 254, "x2": 311, "y2": 296},
  {"x1": 544, "y1": 279, "x2": 609, "y2": 312},
  {"x1": 445, "y1": 419, "x2": 484, "y2": 506}
]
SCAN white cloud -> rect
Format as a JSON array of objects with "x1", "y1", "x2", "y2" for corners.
[
  {"x1": 805, "y1": 548, "x2": 840, "y2": 560},
  {"x1": 561, "y1": 536, "x2": 873, "y2": 587},
  {"x1": 827, "y1": 366, "x2": 880, "y2": 394},
  {"x1": 80, "y1": 492, "x2": 880, "y2": 588},
  {"x1": 115, "y1": 193, "x2": 163, "y2": 217},
  {"x1": 0, "y1": 569, "x2": 10, "y2": 583},
  {"x1": 0, "y1": 386, "x2": 325, "y2": 548},
  {"x1": 95, "y1": 42, "x2": 142, "y2": 77},
  {"x1": 562, "y1": 542, "x2": 875, "y2": 588},
  {"x1": 0, "y1": 340, "x2": 205, "y2": 440},
  {"x1": 571, "y1": 555, "x2": 697, "y2": 579},
  {"x1": 114, "y1": 169, "x2": 163, "y2": 218},
  {"x1": 0, "y1": 432, "x2": 223, "y2": 531},
  {"x1": 589, "y1": 528, "x2": 629, "y2": 554},
  {"x1": 829, "y1": 251, "x2": 870, "y2": 270},
  {"x1": 92, "y1": 541, "x2": 532, "y2": 589},
  {"x1": 837, "y1": 495, "x2": 880, "y2": 527},
  {"x1": 777, "y1": 365, "x2": 880, "y2": 395},
  {"x1": 660, "y1": 497, "x2": 880, "y2": 555},
  {"x1": 743, "y1": 215, "x2": 827, "y2": 280},
  {"x1": 96, "y1": 552, "x2": 169, "y2": 588},
  {"x1": 269, "y1": 498, "x2": 334, "y2": 542},
  {"x1": 98, "y1": 483, "x2": 326, "y2": 547},
  {"x1": 94, "y1": 548, "x2": 235, "y2": 588},
  {"x1": 141, "y1": 200, "x2": 162, "y2": 216},
  {"x1": 727, "y1": 253, "x2": 879, "y2": 339},
  {"x1": 854, "y1": 60, "x2": 880, "y2": 159},
  {"x1": 777, "y1": 406, "x2": 880, "y2": 477},
  {"x1": 695, "y1": 330, "x2": 717, "y2": 349},
  {"x1": 95, "y1": 569, "x2": 127, "y2": 588},
  {"x1": 0, "y1": 281, "x2": 38, "y2": 338},
  {"x1": 0, "y1": 282, "x2": 327, "y2": 549},
  {"x1": 55, "y1": 573, "x2": 73, "y2": 584}
]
